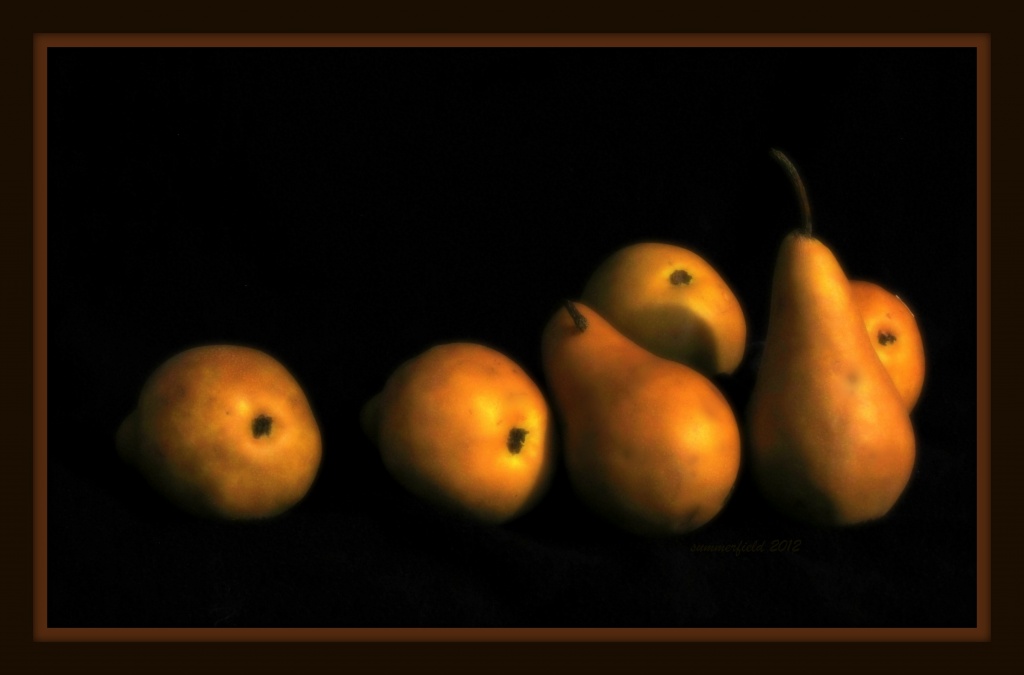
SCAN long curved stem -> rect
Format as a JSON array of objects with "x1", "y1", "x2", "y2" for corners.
[{"x1": 770, "y1": 148, "x2": 813, "y2": 236}]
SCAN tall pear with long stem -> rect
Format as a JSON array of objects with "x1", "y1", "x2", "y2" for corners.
[{"x1": 747, "y1": 150, "x2": 916, "y2": 526}]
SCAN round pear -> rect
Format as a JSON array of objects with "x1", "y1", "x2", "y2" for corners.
[
  {"x1": 581, "y1": 242, "x2": 747, "y2": 376},
  {"x1": 850, "y1": 280, "x2": 926, "y2": 411},
  {"x1": 116, "y1": 345, "x2": 323, "y2": 520},
  {"x1": 361, "y1": 342, "x2": 557, "y2": 525}
]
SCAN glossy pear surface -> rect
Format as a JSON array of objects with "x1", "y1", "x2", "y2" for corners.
[
  {"x1": 851, "y1": 280, "x2": 926, "y2": 411},
  {"x1": 363, "y1": 342, "x2": 556, "y2": 525},
  {"x1": 581, "y1": 242, "x2": 747, "y2": 375},
  {"x1": 117, "y1": 345, "x2": 323, "y2": 520},
  {"x1": 747, "y1": 233, "x2": 916, "y2": 526},
  {"x1": 542, "y1": 302, "x2": 741, "y2": 536}
]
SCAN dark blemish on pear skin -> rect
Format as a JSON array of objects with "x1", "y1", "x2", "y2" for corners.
[
  {"x1": 507, "y1": 427, "x2": 528, "y2": 454},
  {"x1": 252, "y1": 414, "x2": 273, "y2": 438},
  {"x1": 670, "y1": 270, "x2": 693, "y2": 285}
]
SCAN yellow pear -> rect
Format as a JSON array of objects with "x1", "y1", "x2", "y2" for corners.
[
  {"x1": 541, "y1": 300, "x2": 741, "y2": 536},
  {"x1": 361, "y1": 342, "x2": 557, "y2": 525},
  {"x1": 850, "y1": 280, "x2": 926, "y2": 411},
  {"x1": 747, "y1": 150, "x2": 916, "y2": 526},
  {"x1": 581, "y1": 242, "x2": 747, "y2": 376},
  {"x1": 116, "y1": 345, "x2": 322, "y2": 520}
]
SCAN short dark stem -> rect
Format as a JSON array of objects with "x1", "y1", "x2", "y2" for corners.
[
  {"x1": 770, "y1": 148, "x2": 813, "y2": 236},
  {"x1": 563, "y1": 300, "x2": 589, "y2": 333}
]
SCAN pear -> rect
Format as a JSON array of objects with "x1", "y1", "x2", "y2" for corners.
[
  {"x1": 850, "y1": 280, "x2": 926, "y2": 411},
  {"x1": 747, "y1": 150, "x2": 916, "y2": 526},
  {"x1": 362, "y1": 342, "x2": 557, "y2": 525},
  {"x1": 581, "y1": 242, "x2": 747, "y2": 376},
  {"x1": 116, "y1": 345, "x2": 322, "y2": 520},
  {"x1": 541, "y1": 300, "x2": 741, "y2": 536}
]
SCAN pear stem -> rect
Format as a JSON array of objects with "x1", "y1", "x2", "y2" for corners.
[
  {"x1": 563, "y1": 300, "x2": 589, "y2": 333},
  {"x1": 770, "y1": 148, "x2": 813, "y2": 236}
]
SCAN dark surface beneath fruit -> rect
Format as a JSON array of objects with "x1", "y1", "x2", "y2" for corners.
[{"x1": 46, "y1": 45, "x2": 978, "y2": 629}]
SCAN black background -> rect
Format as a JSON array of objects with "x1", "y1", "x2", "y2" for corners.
[{"x1": 45, "y1": 46, "x2": 978, "y2": 628}]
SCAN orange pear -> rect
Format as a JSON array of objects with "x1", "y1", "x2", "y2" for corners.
[
  {"x1": 581, "y1": 242, "x2": 747, "y2": 376},
  {"x1": 116, "y1": 345, "x2": 322, "y2": 520},
  {"x1": 361, "y1": 342, "x2": 557, "y2": 525},
  {"x1": 850, "y1": 280, "x2": 926, "y2": 411},
  {"x1": 541, "y1": 300, "x2": 741, "y2": 536},
  {"x1": 747, "y1": 150, "x2": 916, "y2": 526}
]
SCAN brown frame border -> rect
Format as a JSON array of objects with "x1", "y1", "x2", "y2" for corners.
[{"x1": 33, "y1": 32, "x2": 991, "y2": 643}]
